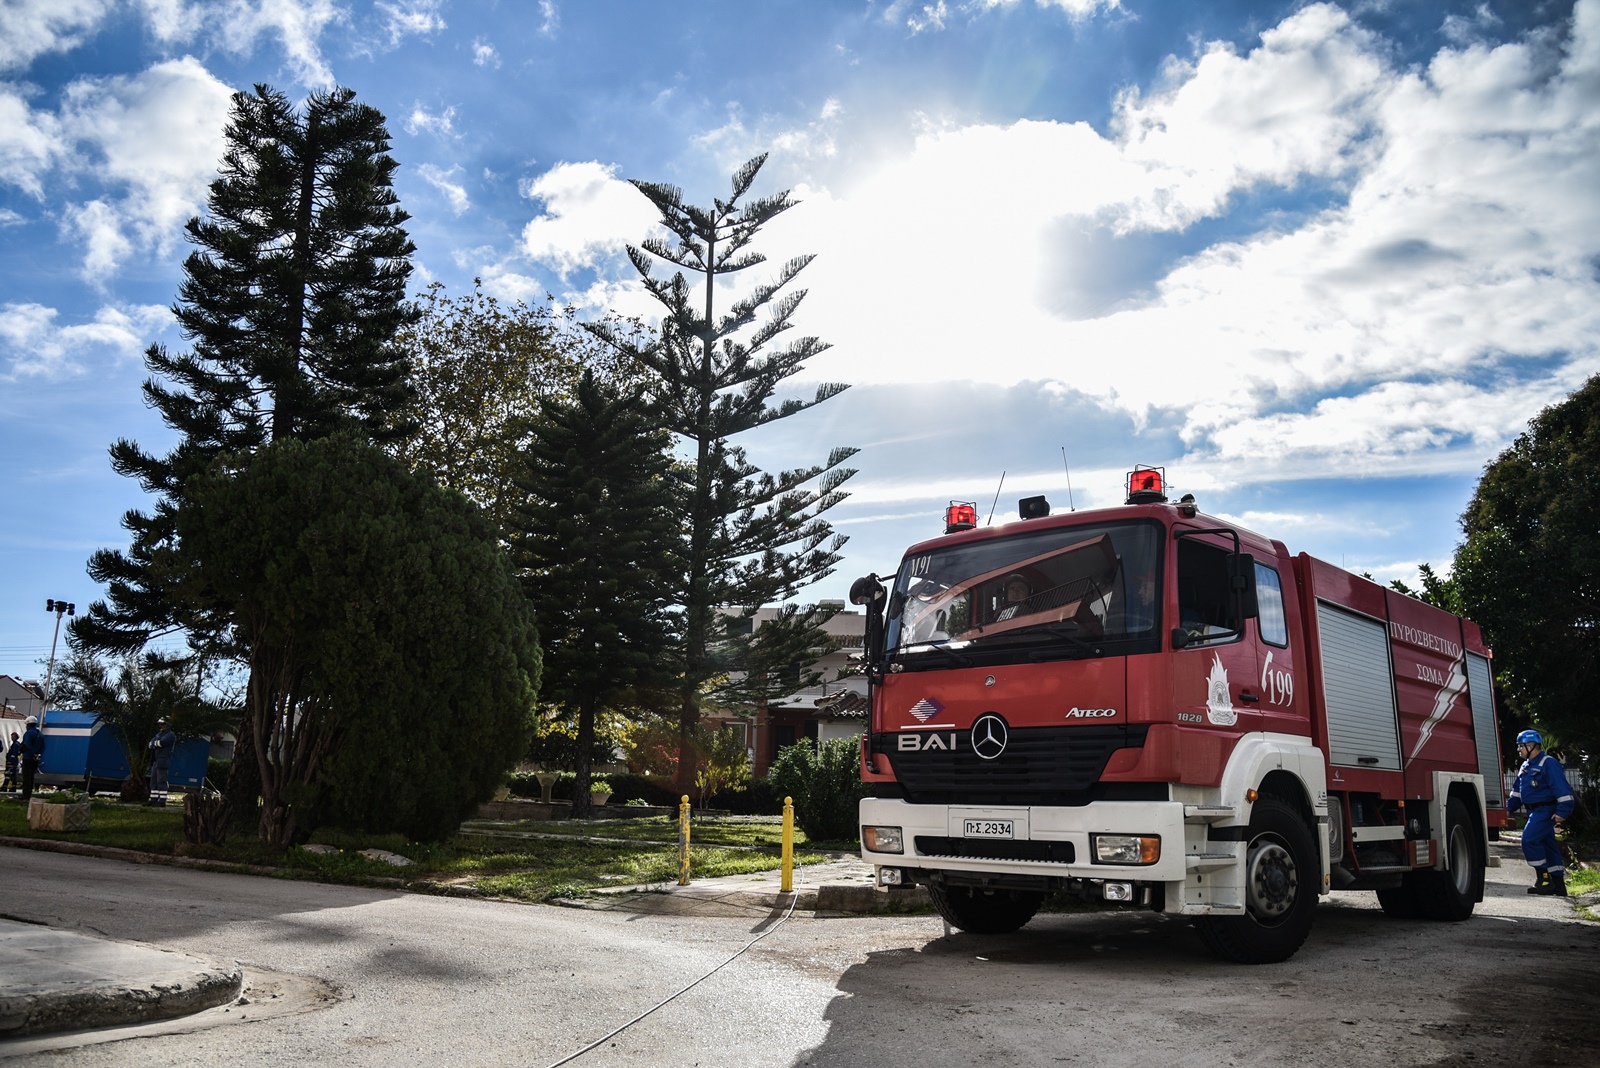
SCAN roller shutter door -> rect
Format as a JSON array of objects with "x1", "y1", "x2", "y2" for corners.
[
  {"x1": 1465, "y1": 652, "x2": 1503, "y2": 807},
  {"x1": 1316, "y1": 601, "x2": 1401, "y2": 771}
]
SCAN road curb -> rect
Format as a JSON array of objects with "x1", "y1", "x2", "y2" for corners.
[
  {"x1": 0, "y1": 835, "x2": 280, "y2": 877},
  {"x1": 0, "y1": 921, "x2": 244, "y2": 1039}
]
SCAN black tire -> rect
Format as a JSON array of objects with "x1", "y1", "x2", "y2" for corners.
[
  {"x1": 929, "y1": 884, "x2": 1044, "y2": 934},
  {"x1": 1412, "y1": 796, "x2": 1483, "y2": 922},
  {"x1": 1195, "y1": 796, "x2": 1319, "y2": 964},
  {"x1": 1376, "y1": 879, "x2": 1424, "y2": 919}
]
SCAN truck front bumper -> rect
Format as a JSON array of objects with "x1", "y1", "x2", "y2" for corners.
[{"x1": 860, "y1": 797, "x2": 1248, "y2": 914}]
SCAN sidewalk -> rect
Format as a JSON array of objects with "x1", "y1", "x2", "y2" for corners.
[
  {"x1": 554, "y1": 855, "x2": 932, "y2": 918},
  {"x1": 0, "y1": 920, "x2": 242, "y2": 1039}
]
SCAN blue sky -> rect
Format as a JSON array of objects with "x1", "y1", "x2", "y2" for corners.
[{"x1": 2, "y1": 0, "x2": 1596, "y2": 680}]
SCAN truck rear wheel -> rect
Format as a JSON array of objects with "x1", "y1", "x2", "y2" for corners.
[
  {"x1": 1412, "y1": 797, "x2": 1483, "y2": 922},
  {"x1": 1376, "y1": 881, "x2": 1423, "y2": 918},
  {"x1": 929, "y1": 884, "x2": 1043, "y2": 934},
  {"x1": 1195, "y1": 797, "x2": 1318, "y2": 964}
]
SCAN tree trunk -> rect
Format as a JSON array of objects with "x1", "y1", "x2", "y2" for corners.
[
  {"x1": 572, "y1": 695, "x2": 595, "y2": 819},
  {"x1": 223, "y1": 688, "x2": 262, "y2": 835}
]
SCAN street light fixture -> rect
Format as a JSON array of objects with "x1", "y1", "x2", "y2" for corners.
[{"x1": 42, "y1": 599, "x2": 75, "y2": 731}]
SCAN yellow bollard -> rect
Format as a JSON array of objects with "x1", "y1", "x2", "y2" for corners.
[
  {"x1": 678, "y1": 794, "x2": 691, "y2": 886},
  {"x1": 781, "y1": 795, "x2": 794, "y2": 893}
]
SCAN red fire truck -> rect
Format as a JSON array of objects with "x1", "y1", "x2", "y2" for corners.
[{"x1": 851, "y1": 467, "x2": 1506, "y2": 963}]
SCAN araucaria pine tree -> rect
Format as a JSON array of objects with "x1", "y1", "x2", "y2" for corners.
[
  {"x1": 589, "y1": 153, "x2": 857, "y2": 790},
  {"x1": 72, "y1": 84, "x2": 419, "y2": 831},
  {"x1": 511, "y1": 370, "x2": 680, "y2": 816}
]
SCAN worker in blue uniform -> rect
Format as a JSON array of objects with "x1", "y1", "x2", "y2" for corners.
[{"x1": 1505, "y1": 729, "x2": 1575, "y2": 896}]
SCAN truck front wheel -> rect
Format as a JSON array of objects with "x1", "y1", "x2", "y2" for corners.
[
  {"x1": 1195, "y1": 797, "x2": 1319, "y2": 964},
  {"x1": 929, "y1": 884, "x2": 1044, "y2": 934}
]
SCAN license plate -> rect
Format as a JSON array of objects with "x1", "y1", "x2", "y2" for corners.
[{"x1": 963, "y1": 819, "x2": 1014, "y2": 839}]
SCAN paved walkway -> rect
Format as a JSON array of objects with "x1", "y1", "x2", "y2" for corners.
[
  {"x1": 554, "y1": 854, "x2": 928, "y2": 918},
  {"x1": 0, "y1": 919, "x2": 242, "y2": 1038}
]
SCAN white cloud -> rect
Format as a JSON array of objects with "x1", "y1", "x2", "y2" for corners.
[
  {"x1": 0, "y1": 209, "x2": 24, "y2": 226},
  {"x1": 907, "y1": 3, "x2": 949, "y2": 34},
  {"x1": 0, "y1": 84, "x2": 62, "y2": 197},
  {"x1": 214, "y1": 0, "x2": 344, "y2": 88},
  {"x1": 693, "y1": 97, "x2": 846, "y2": 174},
  {"x1": 472, "y1": 38, "x2": 500, "y2": 68},
  {"x1": 133, "y1": 0, "x2": 206, "y2": 42},
  {"x1": 0, "y1": 301, "x2": 171, "y2": 379},
  {"x1": 0, "y1": 0, "x2": 114, "y2": 72},
  {"x1": 1440, "y1": 3, "x2": 1502, "y2": 47},
  {"x1": 970, "y1": 0, "x2": 1122, "y2": 22},
  {"x1": 517, "y1": 161, "x2": 661, "y2": 279},
  {"x1": 56, "y1": 57, "x2": 235, "y2": 278},
  {"x1": 377, "y1": 0, "x2": 444, "y2": 45},
  {"x1": 405, "y1": 104, "x2": 456, "y2": 137},
  {"x1": 64, "y1": 199, "x2": 134, "y2": 279},
  {"x1": 1110, "y1": 3, "x2": 1385, "y2": 230},
  {"x1": 538, "y1": 0, "x2": 558, "y2": 37},
  {"x1": 417, "y1": 163, "x2": 469, "y2": 215},
  {"x1": 758, "y1": 1, "x2": 1600, "y2": 478}
]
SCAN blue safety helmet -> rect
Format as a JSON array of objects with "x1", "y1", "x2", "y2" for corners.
[{"x1": 1516, "y1": 729, "x2": 1543, "y2": 746}]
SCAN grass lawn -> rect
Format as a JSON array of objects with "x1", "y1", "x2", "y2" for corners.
[{"x1": 0, "y1": 795, "x2": 835, "y2": 903}]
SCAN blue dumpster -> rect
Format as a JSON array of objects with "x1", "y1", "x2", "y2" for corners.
[{"x1": 37, "y1": 710, "x2": 210, "y2": 792}]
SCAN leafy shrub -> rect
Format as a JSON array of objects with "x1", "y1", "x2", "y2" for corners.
[
  {"x1": 207, "y1": 758, "x2": 231, "y2": 789},
  {"x1": 605, "y1": 773, "x2": 681, "y2": 807},
  {"x1": 707, "y1": 776, "x2": 783, "y2": 815},
  {"x1": 768, "y1": 738, "x2": 867, "y2": 842},
  {"x1": 505, "y1": 772, "x2": 544, "y2": 798}
]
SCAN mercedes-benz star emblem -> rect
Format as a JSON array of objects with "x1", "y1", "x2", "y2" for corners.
[{"x1": 970, "y1": 713, "x2": 1008, "y2": 760}]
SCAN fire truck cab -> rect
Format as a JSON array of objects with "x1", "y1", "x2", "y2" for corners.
[{"x1": 853, "y1": 469, "x2": 1502, "y2": 964}]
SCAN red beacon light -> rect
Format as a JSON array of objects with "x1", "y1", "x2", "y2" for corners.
[
  {"x1": 1125, "y1": 465, "x2": 1168, "y2": 504},
  {"x1": 945, "y1": 501, "x2": 978, "y2": 534}
]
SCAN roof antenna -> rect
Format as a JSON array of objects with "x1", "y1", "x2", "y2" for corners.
[
  {"x1": 985, "y1": 471, "x2": 1006, "y2": 526},
  {"x1": 1060, "y1": 447, "x2": 1076, "y2": 512}
]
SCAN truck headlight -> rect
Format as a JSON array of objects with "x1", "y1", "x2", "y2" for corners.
[
  {"x1": 1091, "y1": 834, "x2": 1160, "y2": 865},
  {"x1": 862, "y1": 826, "x2": 903, "y2": 854}
]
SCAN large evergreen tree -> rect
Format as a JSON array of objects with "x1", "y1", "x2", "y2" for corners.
[
  {"x1": 589, "y1": 154, "x2": 857, "y2": 790},
  {"x1": 1452, "y1": 372, "x2": 1600, "y2": 762},
  {"x1": 178, "y1": 435, "x2": 540, "y2": 845},
  {"x1": 70, "y1": 84, "x2": 419, "y2": 827},
  {"x1": 511, "y1": 370, "x2": 679, "y2": 816}
]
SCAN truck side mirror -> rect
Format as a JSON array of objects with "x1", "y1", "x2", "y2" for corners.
[{"x1": 1227, "y1": 553, "x2": 1260, "y2": 620}]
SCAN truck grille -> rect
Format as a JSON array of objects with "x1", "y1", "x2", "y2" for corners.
[
  {"x1": 873, "y1": 725, "x2": 1152, "y2": 806},
  {"x1": 914, "y1": 837, "x2": 1076, "y2": 864}
]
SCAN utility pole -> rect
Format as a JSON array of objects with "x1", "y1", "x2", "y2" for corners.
[{"x1": 42, "y1": 599, "x2": 74, "y2": 730}]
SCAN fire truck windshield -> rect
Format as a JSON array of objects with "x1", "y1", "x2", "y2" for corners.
[{"x1": 886, "y1": 520, "x2": 1163, "y2": 665}]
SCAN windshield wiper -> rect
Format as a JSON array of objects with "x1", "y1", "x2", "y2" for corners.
[
  {"x1": 896, "y1": 641, "x2": 974, "y2": 667},
  {"x1": 971, "y1": 620, "x2": 1103, "y2": 659}
]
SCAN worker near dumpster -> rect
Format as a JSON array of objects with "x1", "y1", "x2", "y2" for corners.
[
  {"x1": 1505, "y1": 729, "x2": 1575, "y2": 896},
  {"x1": 3, "y1": 731, "x2": 20, "y2": 791},
  {"x1": 147, "y1": 718, "x2": 177, "y2": 807},
  {"x1": 20, "y1": 716, "x2": 45, "y2": 802}
]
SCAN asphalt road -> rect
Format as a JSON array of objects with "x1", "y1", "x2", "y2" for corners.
[{"x1": 1, "y1": 842, "x2": 1594, "y2": 1067}]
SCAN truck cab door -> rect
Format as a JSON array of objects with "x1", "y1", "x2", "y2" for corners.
[{"x1": 1171, "y1": 533, "x2": 1260, "y2": 732}]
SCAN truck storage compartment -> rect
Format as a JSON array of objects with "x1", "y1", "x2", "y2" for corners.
[
  {"x1": 1465, "y1": 652, "x2": 1502, "y2": 808},
  {"x1": 1315, "y1": 602, "x2": 1402, "y2": 771}
]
